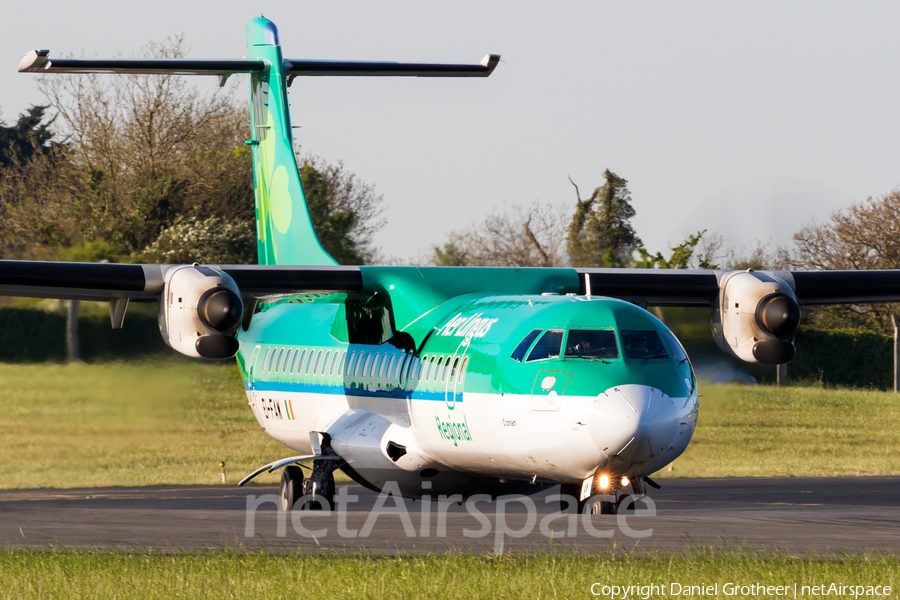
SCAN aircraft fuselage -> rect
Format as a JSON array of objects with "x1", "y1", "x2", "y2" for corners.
[{"x1": 237, "y1": 290, "x2": 698, "y2": 499}]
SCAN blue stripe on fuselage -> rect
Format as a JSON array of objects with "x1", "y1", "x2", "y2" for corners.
[{"x1": 246, "y1": 379, "x2": 460, "y2": 402}]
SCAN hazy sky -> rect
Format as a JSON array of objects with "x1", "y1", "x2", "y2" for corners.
[{"x1": 3, "y1": 1, "x2": 899, "y2": 263}]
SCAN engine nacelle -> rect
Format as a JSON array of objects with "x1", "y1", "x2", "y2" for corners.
[
  {"x1": 711, "y1": 271, "x2": 801, "y2": 364},
  {"x1": 158, "y1": 265, "x2": 243, "y2": 359}
]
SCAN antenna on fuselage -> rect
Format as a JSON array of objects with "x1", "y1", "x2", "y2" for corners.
[{"x1": 585, "y1": 273, "x2": 592, "y2": 299}]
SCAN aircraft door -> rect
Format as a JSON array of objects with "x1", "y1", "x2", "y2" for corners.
[{"x1": 247, "y1": 345, "x2": 262, "y2": 417}]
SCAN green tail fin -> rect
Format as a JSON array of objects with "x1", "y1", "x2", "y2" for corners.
[{"x1": 246, "y1": 17, "x2": 337, "y2": 267}]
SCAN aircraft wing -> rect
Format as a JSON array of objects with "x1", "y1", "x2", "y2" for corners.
[
  {"x1": 577, "y1": 268, "x2": 900, "y2": 307},
  {"x1": 3, "y1": 260, "x2": 899, "y2": 306},
  {"x1": 0, "y1": 260, "x2": 362, "y2": 302},
  {"x1": 2, "y1": 260, "x2": 898, "y2": 363}
]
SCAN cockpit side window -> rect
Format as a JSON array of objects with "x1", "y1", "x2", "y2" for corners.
[
  {"x1": 660, "y1": 330, "x2": 689, "y2": 364},
  {"x1": 526, "y1": 329, "x2": 564, "y2": 362},
  {"x1": 565, "y1": 330, "x2": 619, "y2": 359},
  {"x1": 510, "y1": 329, "x2": 542, "y2": 362},
  {"x1": 621, "y1": 331, "x2": 668, "y2": 360}
]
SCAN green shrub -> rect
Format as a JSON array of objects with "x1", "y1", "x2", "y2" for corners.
[{"x1": 0, "y1": 306, "x2": 168, "y2": 362}]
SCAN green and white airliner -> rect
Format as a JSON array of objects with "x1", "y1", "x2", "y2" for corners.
[{"x1": 11, "y1": 17, "x2": 900, "y2": 513}]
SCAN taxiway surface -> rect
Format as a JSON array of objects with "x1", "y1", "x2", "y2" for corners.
[{"x1": 0, "y1": 477, "x2": 897, "y2": 554}]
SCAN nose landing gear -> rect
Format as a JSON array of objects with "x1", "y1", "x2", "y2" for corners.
[{"x1": 560, "y1": 473, "x2": 650, "y2": 514}]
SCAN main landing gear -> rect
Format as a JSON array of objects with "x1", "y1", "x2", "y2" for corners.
[
  {"x1": 280, "y1": 458, "x2": 339, "y2": 511},
  {"x1": 280, "y1": 465, "x2": 304, "y2": 511}
]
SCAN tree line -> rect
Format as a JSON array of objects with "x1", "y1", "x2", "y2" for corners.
[
  {"x1": 427, "y1": 169, "x2": 900, "y2": 335},
  {"x1": 0, "y1": 38, "x2": 383, "y2": 267},
  {"x1": 1, "y1": 37, "x2": 896, "y2": 337}
]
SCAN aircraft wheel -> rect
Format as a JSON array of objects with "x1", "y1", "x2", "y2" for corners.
[
  {"x1": 559, "y1": 484, "x2": 586, "y2": 514},
  {"x1": 280, "y1": 465, "x2": 304, "y2": 511},
  {"x1": 591, "y1": 500, "x2": 616, "y2": 515},
  {"x1": 616, "y1": 494, "x2": 635, "y2": 512}
]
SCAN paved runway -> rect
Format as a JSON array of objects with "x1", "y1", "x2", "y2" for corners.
[{"x1": 1, "y1": 477, "x2": 898, "y2": 554}]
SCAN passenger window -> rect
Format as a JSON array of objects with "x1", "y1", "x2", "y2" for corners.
[
  {"x1": 458, "y1": 357, "x2": 469, "y2": 385},
  {"x1": 313, "y1": 350, "x2": 323, "y2": 375},
  {"x1": 402, "y1": 355, "x2": 412, "y2": 383},
  {"x1": 565, "y1": 330, "x2": 619, "y2": 359},
  {"x1": 262, "y1": 348, "x2": 271, "y2": 373},
  {"x1": 398, "y1": 356, "x2": 408, "y2": 383},
  {"x1": 282, "y1": 349, "x2": 292, "y2": 373},
  {"x1": 660, "y1": 330, "x2": 689, "y2": 364},
  {"x1": 267, "y1": 348, "x2": 277, "y2": 372},
  {"x1": 511, "y1": 329, "x2": 542, "y2": 362},
  {"x1": 305, "y1": 349, "x2": 314, "y2": 375},
  {"x1": 379, "y1": 354, "x2": 389, "y2": 379},
  {"x1": 369, "y1": 353, "x2": 380, "y2": 379},
  {"x1": 622, "y1": 331, "x2": 669, "y2": 360},
  {"x1": 362, "y1": 353, "x2": 372, "y2": 378},
  {"x1": 330, "y1": 351, "x2": 339, "y2": 376},
  {"x1": 323, "y1": 350, "x2": 331, "y2": 376},
  {"x1": 433, "y1": 357, "x2": 443, "y2": 382},
  {"x1": 346, "y1": 351, "x2": 355, "y2": 377},
  {"x1": 449, "y1": 357, "x2": 460, "y2": 382},
  {"x1": 441, "y1": 358, "x2": 451, "y2": 383},
  {"x1": 425, "y1": 356, "x2": 436, "y2": 381},
  {"x1": 387, "y1": 355, "x2": 397, "y2": 381},
  {"x1": 526, "y1": 330, "x2": 564, "y2": 362},
  {"x1": 292, "y1": 349, "x2": 302, "y2": 374},
  {"x1": 344, "y1": 351, "x2": 354, "y2": 377}
]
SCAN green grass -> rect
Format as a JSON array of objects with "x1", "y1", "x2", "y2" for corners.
[
  {"x1": 0, "y1": 548, "x2": 895, "y2": 599},
  {"x1": 657, "y1": 384, "x2": 900, "y2": 478},
  {"x1": 0, "y1": 360, "x2": 293, "y2": 488},
  {"x1": 1, "y1": 362, "x2": 899, "y2": 488}
]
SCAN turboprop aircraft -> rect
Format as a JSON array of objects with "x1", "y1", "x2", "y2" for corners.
[{"x1": 11, "y1": 17, "x2": 900, "y2": 514}]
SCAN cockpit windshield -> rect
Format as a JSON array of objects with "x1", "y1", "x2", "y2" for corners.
[
  {"x1": 565, "y1": 330, "x2": 619, "y2": 359},
  {"x1": 621, "y1": 330, "x2": 669, "y2": 360},
  {"x1": 526, "y1": 329, "x2": 564, "y2": 362},
  {"x1": 510, "y1": 329, "x2": 542, "y2": 363},
  {"x1": 660, "y1": 330, "x2": 689, "y2": 364},
  {"x1": 510, "y1": 327, "x2": 677, "y2": 364}
]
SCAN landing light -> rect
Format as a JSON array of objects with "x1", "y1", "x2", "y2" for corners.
[
  {"x1": 621, "y1": 476, "x2": 630, "y2": 487},
  {"x1": 598, "y1": 474, "x2": 609, "y2": 489}
]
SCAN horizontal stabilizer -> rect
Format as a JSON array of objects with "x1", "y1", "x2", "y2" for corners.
[
  {"x1": 19, "y1": 50, "x2": 500, "y2": 80},
  {"x1": 284, "y1": 54, "x2": 500, "y2": 79},
  {"x1": 18, "y1": 50, "x2": 265, "y2": 76}
]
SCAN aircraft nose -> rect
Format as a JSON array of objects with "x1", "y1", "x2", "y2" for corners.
[{"x1": 588, "y1": 384, "x2": 680, "y2": 467}]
